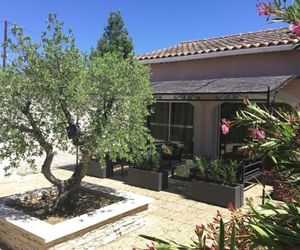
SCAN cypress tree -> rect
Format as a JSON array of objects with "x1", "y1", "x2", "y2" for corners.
[{"x1": 92, "y1": 11, "x2": 134, "y2": 58}]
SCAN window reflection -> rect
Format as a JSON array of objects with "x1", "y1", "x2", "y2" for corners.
[{"x1": 149, "y1": 102, "x2": 194, "y2": 156}]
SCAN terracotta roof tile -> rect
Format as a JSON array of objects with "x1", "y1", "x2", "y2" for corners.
[{"x1": 137, "y1": 28, "x2": 299, "y2": 61}]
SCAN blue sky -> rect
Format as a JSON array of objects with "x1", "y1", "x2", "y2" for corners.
[{"x1": 0, "y1": 0, "x2": 287, "y2": 55}]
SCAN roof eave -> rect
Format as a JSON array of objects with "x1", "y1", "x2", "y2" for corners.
[{"x1": 139, "y1": 44, "x2": 296, "y2": 65}]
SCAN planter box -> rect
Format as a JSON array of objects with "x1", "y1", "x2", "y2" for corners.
[
  {"x1": 127, "y1": 168, "x2": 168, "y2": 191},
  {"x1": 191, "y1": 180, "x2": 244, "y2": 208},
  {"x1": 86, "y1": 159, "x2": 113, "y2": 178}
]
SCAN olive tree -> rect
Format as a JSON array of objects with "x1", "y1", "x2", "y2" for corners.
[{"x1": 0, "y1": 14, "x2": 154, "y2": 208}]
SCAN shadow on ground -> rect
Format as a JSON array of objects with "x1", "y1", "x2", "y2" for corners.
[{"x1": 58, "y1": 163, "x2": 192, "y2": 198}]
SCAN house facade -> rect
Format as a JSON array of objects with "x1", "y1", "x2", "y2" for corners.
[{"x1": 137, "y1": 28, "x2": 300, "y2": 159}]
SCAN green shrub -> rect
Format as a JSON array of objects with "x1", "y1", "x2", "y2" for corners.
[
  {"x1": 193, "y1": 156, "x2": 238, "y2": 185},
  {"x1": 132, "y1": 149, "x2": 161, "y2": 171}
]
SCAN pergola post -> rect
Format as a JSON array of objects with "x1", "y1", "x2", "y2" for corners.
[{"x1": 262, "y1": 86, "x2": 271, "y2": 205}]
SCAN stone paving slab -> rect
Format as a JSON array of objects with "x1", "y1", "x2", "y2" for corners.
[{"x1": 0, "y1": 168, "x2": 269, "y2": 249}]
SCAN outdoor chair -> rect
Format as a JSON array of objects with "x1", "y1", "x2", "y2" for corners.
[
  {"x1": 155, "y1": 142, "x2": 183, "y2": 176},
  {"x1": 237, "y1": 158, "x2": 264, "y2": 185}
]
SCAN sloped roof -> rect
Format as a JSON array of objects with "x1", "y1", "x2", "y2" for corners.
[
  {"x1": 138, "y1": 28, "x2": 299, "y2": 61},
  {"x1": 151, "y1": 75, "x2": 297, "y2": 95}
]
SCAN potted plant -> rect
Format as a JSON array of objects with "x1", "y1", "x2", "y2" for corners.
[
  {"x1": 127, "y1": 150, "x2": 168, "y2": 191},
  {"x1": 86, "y1": 155, "x2": 113, "y2": 178},
  {"x1": 191, "y1": 157, "x2": 244, "y2": 208}
]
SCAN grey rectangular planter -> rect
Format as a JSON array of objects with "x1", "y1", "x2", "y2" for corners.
[
  {"x1": 191, "y1": 180, "x2": 244, "y2": 208},
  {"x1": 86, "y1": 159, "x2": 112, "y2": 178},
  {"x1": 127, "y1": 167, "x2": 168, "y2": 191}
]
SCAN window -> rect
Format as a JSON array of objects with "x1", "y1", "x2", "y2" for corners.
[{"x1": 150, "y1": 102, "x2": 194, "y2": 156}]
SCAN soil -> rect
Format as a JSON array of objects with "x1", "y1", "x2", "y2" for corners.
[{"x1": 6, "y1": 187, "x2": 123, "y2": 224}]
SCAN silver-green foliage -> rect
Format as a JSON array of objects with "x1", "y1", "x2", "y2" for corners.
[{"x1": 0, "y1": 14, "x2": 154, "y2": 177}]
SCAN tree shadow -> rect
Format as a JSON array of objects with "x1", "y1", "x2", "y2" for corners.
[{"x1": 0, "y1": 183, "x2": 126, "y2": 224}]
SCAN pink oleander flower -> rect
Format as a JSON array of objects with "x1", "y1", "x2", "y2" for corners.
[
  {"x1": 289, "y1": 21, "x2": 300, "y2": 37},
  {"x1": 256, "y1": 129, "x2": 266, "y2": 140},
  {"x1": 221, "y1": 124, "x2": 229, "y2": 135},
  {"x1": 256, "y1": 1, "x2": 273, "y2": 16},
  {"x1": 250, "y1": 127, "x2": 266, "y2": 140},
  {"x1": 220, "y1": 119, "x2": 231, "y2": 135}
]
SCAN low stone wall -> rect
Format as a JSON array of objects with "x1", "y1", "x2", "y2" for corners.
[
  {"x1": 0, "y1": 183, "x2": 152, "y2": 250},
  {"x1": 48, "y1": 212, "x2": 147, "y2": 250},
  {"x1": 0, "y1": 220, "x2": 45, "y2": 249},
  {"x1": 0, "y1": 210, "x2": 147, "y2": 250}
]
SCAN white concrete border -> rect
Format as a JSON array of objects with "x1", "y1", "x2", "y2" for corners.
[{"x1": 0, "y1": 182, "x2": 152, "y2": 246}]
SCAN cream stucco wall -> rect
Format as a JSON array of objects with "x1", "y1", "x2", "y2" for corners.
[
  {"x1": 148, "y1": 51, "x2": 300, "y2": 158},
  {"x1": 149, "y1": 51, "x2": 300, "y2": 82},
  {"x1": 278, "y1": 79, "x2": 300, "y2": 104}
]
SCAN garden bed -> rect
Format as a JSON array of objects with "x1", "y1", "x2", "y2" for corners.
[
  {"x1": 5, "y1": 187, "x2": 123, "y2": 225},
  {"x1": 0, "y1": 182, "x2": 152, "y2": 249}
]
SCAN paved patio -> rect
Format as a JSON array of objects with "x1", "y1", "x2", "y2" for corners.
[{"x1": 0, "y1": 167, "x2": 267, "y2": 250}]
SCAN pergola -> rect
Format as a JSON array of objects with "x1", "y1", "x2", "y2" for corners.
[
  {"x1": 149, "y1": 75, "x2": 298, "y2": 204},
  {"x1": 151, "y1": 75, "x2": 297, "y2": 103}
]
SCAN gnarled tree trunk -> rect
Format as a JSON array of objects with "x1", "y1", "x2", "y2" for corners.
[{"x1": 41, "y1": 148, "x2": 91, "y2": 211}]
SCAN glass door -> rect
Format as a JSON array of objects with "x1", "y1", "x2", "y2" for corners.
[
  {"x1": 149, "y1": 102, "x2": 169, "y2": 142},
  {"x1": 170, "y1": 103, "x2": 193, "y2": 156},
  {"x1": 149, "y1": 102, "x2": 194, "y2": 156}
]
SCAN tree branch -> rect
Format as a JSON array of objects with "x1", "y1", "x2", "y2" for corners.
[
  {"x1": 21, "y1": 101, "x2": 62, "y2": 188},
  {"x1": 21, "y1": 103, "x2": 51, "y2": 151},
  {"x1": 99, "y1": 97, "x2": 115, "y2": 121},
  {"x1": 53, "y1": 53, "x2": 81, "y2": 145}
]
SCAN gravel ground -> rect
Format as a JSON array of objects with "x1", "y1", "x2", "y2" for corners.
[{"x1": 0, "y1": 150, "x2": 76, "y2": 179}]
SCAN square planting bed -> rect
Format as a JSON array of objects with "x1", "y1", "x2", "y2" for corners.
[{"x1": 0, "y1": 182, "x2": 152, "y2": 250}]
